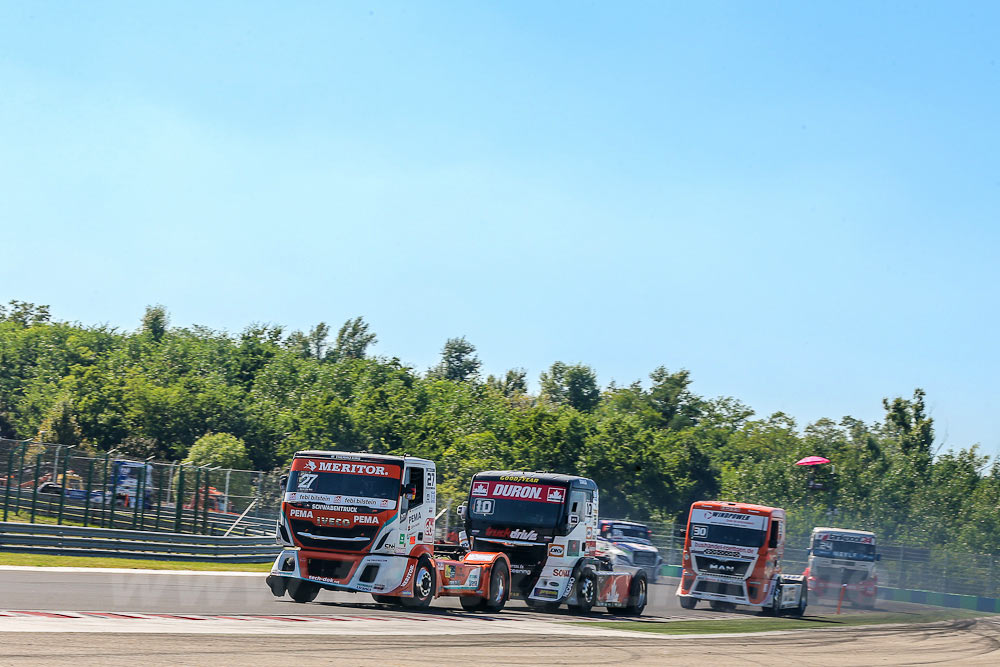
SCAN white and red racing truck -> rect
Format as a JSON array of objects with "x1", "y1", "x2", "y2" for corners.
[
  {"x1": 803, "y1": 527, "x2": 879, "y2": 608},
  {"x1": 676, "y1": 500, "x2": 807, "y2": 616},
  {"x1": 459, "y1": 471, "x2": 648, "y2": 615}
]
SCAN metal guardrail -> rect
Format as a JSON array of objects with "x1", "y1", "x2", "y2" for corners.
[{"x1": 0, "y1": 521, "x2": 281, "y2": 563}]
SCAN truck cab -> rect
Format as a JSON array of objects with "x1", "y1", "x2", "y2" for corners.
[
  {"x1": 458, "y1": 470, "x2": 647, "y2": 615},
  {"x1": 597, "y1": 519, "x2": 663, "y2": 582},
  {"x1": 803, "y1": 527, "x2": 878, "y2": 608},
  {"x1": 676, "y1": 500, "x2": 806, "y2": 616},
  {"x1": 266, "y1": 450, "x2": 439, "y2": 606}
]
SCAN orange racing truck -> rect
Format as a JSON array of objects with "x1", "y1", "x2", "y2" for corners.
[
  {"x1": 266, "y1": 450, "x2": 514, "y2": 610},
  {"x1": 676, "y1": 500, "x2": 807, "y2": 616}
]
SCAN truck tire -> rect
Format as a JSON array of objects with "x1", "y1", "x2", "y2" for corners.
[
  {"x1": 621, "y1": 571, "x2": 648, "y2": 617},
  {"x1": 786, "y1": 586, "x2": 807, "y2": 618},
  {"x1": 762, "y1": 581, "x2": 782, "y2": 616},
  {"x1": 568, "y1": 569, "x2": 597, "y2": 614},
  {"x1": 400, "y1": 558, "x2": 435, "y2": 609},
  {"x1": 484, "y1": 560, "x2": 510, "y2": 612},
  {"x1": 679, "y1": 595, "x2": 697, "y2": 610},
  {"x1": 372, "y1": 594, "x2": 402, "y2": 605},
  {"x1": 286, "y1": 579, "x2": 320, "y2": 603}
]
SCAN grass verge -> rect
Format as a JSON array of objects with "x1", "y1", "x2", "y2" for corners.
[
  {"x1": 0, "y1": 552, "x2": 271, "y2": 572},
  {"x1": 579, "y1": 608, "x2": 989, "y2": 635}
]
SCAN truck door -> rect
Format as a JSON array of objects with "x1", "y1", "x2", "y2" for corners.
[{"x1": 400, "y1": 465, "x2": 434, "y2": 552}]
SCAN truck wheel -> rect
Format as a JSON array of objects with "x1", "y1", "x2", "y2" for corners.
[
  {"x1": 401, "y1": 558, "x2": 435, "y2": 609},
  {"x1": 460, "y1": 595, "x2": 486, "y2": 611},
  {"x1": 286, "y1": 579, "x2": 320, "y2": 603},
  {"x1": 484, "y1": 560, "x2": 510, "y2": 612},
  {"x1": 622, "y1": 572, "x2": 647, "y2": 617},
  {"x1": 786, "y1": 587, "x2": 807, "y2": 618},
  {"x1": 568, "y1": 569, "x2": 597, "y2": 614},
  {"x1": 679, "y1": 595, "x2": 697, "y2": 610},
  {"x1": 763, "y1": 582, "x2": 782, "y2": 616},
  {"x1": 372, "y1": 594, "x2": 402, "y2": 605}
]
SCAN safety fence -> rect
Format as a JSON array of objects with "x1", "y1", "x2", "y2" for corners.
[
  {"x1": 646, "y1": 521, "x2": 1000, "y2": 599},
  {"x1": 0, "y1": 521, "x2": 281, "y2": 562},
  {"x1": 0, "y1": 438, "x2": 280, "y2": 536}
]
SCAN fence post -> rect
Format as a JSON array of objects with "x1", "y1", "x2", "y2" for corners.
[
  {"x1": 174, "y1": 466, "x2": 186, "y2": 533},
  {"x1": 202, "y1": 468, "x2": 212, "y2": 534},
  {"x1": 255, "y1": 473, "x2": 263, "y2": 518},
  {"x1": 131, "y1": 463, "x2": 145, "y2": 529},
  {"x1": 3, "y1": 443, "x2": 16, "y2": 521},
  {"x1": 83, "y1": 458, "x2": 94, "y2": 527},
  {"x1": 154, "y1": 464, "x2": 165, "y2": 531},
  {"x1": 190, "y1": 467, "x2": 202, "y2": 534},
  {"x1": 100, "y1": 450, "x2": 113, "y2": 528},
  {"x1": 15, "y1": 441, "x2": 28, "y2": 513},
  {"x1": 109, "y1": 459, "x2": 119, "y2": 529},
  {"x1": 56, "y1": 445, "x2": 75, "y2": 525},
  {"x1": 29, "y1": 452, "x2": 41, "y2": 523}
]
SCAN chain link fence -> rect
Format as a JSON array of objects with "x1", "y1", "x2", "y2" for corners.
[{"x1": 0, "y1": 438, "x2": 280, "y2": 536}]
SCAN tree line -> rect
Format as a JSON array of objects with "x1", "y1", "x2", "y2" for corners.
[{"x1": 1, "y1": 300, "x2": 998, "y2": 554}]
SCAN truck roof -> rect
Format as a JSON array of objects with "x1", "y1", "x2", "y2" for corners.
[
  {"x1": 811, "y1": 527, "x2": 876, "y2": 538},
  {"x1": 292, "y1": 450, "x2": 434, "y2": 466},
  {"x1": 474, "y1": 470, "x2": 597, "y2": 489},
  {"x1": 691, "y1": 500, "x2": 785, "y2": 517}
]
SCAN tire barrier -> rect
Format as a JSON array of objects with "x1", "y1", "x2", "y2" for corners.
[{"x1": 0, "y1": 521, "x2": 281, "y2": 563}]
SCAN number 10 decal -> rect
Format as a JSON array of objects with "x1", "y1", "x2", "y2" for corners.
[{"x1": 473, "y1": 498, "x2": 495, "y2": 515}]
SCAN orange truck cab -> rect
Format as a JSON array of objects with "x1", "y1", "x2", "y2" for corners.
[{"x1": 676, "y1": 500, "x2": 807, "y2": 616}]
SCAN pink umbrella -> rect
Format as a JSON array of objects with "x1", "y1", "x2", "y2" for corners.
[{"x1": 796, "y1": 456, "x2": 830, "y2": 466}]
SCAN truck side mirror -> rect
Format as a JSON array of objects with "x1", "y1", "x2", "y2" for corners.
[
  {"x1": 279, "y1": 475, "x2": 288, "y2": 492},
  {"x1": 457, "y1": 504, "x2": 467, "y2": 519},
  {"x1": 404, "y1": 484, "x2": 417, "y2": 500}
]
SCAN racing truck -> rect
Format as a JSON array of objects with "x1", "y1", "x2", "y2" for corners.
[
  {"x1": 597, "y1": 518, "x2": 663, "y2": 582},
  {"x1": 676, "y1": 500, "x2": 807, "y2": 616},
  {"x1": 802, "y1": 527, "x2": 879, "y2": 608},
  {"x1": 265, "y1": 450, "x2": 518, "y2": 611},
  {"x1": 459, "y1": 471, "x2": 648, "y2": 615}
]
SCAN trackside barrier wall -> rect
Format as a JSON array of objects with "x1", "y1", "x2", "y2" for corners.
[{"x1": 0, "y1": 521, "x2": 282, "y2": 562}]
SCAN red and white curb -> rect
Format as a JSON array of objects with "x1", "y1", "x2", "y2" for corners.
[{"x1": 0, "y1": 610, "x2": 643, "y2": 636}]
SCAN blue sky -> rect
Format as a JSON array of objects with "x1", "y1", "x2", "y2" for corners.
[{"x1": 2, "y1": 2, "x2": 998, "y2": 455}]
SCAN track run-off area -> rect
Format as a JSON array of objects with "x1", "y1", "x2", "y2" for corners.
[{"x1": 1, "y1": 566, "x2": 997, "y2": 665}]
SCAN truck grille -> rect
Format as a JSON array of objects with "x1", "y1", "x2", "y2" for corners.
[
  {"x1": 695, "y1": 556, "x2": 750, "y2": 578},
  {"x1": 695, "y1": 580, "x2": 744, "y2": 597},
  {"x1": 306, "y1": 558, "x2": 355, "y2": 581},
  {"x1": 290, "y1": 519, "x2": 379, "y2": 551},
  {"x1": 629, "y1": 551, "x2": 655, "y2": 566}
]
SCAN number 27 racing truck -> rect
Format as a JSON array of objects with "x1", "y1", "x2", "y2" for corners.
[
  {"x1": 457, "y1": 471, "x2": 648, "y2": 615},
  {"x1": 676, "y1": 501, "x2": 807, "y2": 616}
]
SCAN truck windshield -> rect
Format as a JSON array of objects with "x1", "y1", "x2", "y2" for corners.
[
  {"x1": 691, "y1": 523, "x2": 766, "y2": 548},
  {"x1": 813, "y1": 537, "x2": 876, "y2": 561},
  {"x1": 607, "y1": 524, "x2": 652, "y2": 542},
  {"x1": 468, "y1": 480, "x2": 568, "y2": 528},
  {"x1": 287, "y1": 470, "x2": 400, "y2": 509}
]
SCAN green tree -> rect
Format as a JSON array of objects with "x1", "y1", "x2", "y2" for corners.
[
  {"x1": 540, "y1": 362, "x2": 600, "y2": 412},
  {"x1": 430, "y1": 337, "x2": 481, "y2": 382},
  {"x1": 37, "y1": 398, "x2": 84, "y2": 446},
  {"x1": 333, "y1": 316, "x2": 377, "y2": 360},
  {"x1": 487, "y1": 369, "x2": 527, "y2": 397},
  {"x1": 183, "y1": 432, "x2": 252, "y2": 469},
  {"x1": 141, "y1": 305, "x2": 169, "y2": 342}
]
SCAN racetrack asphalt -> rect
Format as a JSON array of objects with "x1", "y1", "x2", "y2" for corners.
[{"x1": 2, "y1": 567, "x2": 992, "y2": 665}]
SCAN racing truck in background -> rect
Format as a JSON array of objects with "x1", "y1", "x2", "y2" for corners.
[
  {"x1": 676, "y1": 500, "x2": 807, "y2": 616},
  {"x1": 802, "y1": 527, "x2": 879, "y2": 608},
  {"x1": 265, "y1": 452, "x2": 647, "y2": 615},
  {"x1": 459, "y1": 471, "x2": 647, "y2": 615},
  {"x1": 597, "y1": 519, "x2": 663, "y2": 582}
]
